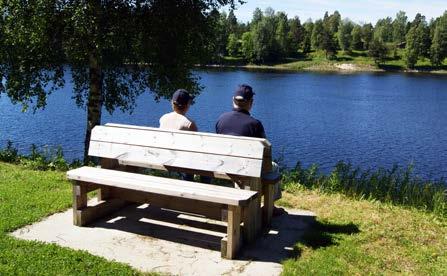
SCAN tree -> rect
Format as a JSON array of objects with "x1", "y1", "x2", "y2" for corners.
[
  {"x1": 302, "y1": 20, "x2": 314, "y2": 54},
  {"x1": 252, "y1": 7, "x2": 263, "y2": 25},
  {"x1": 251, "y1": 9, "x2": 278, "y2": 62},
  {"x1": 288, "y1": 16, "x2": 304, "y2": 56},
  {"x1": 368, "y1": 38, "x2": 388, "y2": 65},
  {"x1": 241, "y1": 31, "x2": 255, "y2": 61},
  {"x1": 362, "y1": 23, "x2": 374, "y2": 50},
  {"x1": 404, "y1": 13, "x2": 431, "y2": 68},
  {"x1": 430, "y1": 12, "x2": 447, "y2": 66},
  {"x1": 311, "y1": 20, "x2": 324, "y2": 50},
  {"x1": 321, "y1": 28, "x2": 338, "y2": 58},
  {"x1": 0, "y1": 0, "x2": 239, "y2": 162},
  {"x1": 275, "y1": 12, "x2": 289, "y2": 58},
  {"x1": 208, "y1": 10, "x2": 229, "y2": 61},
  {"x1": 327, "y1": 11, "x2": 341, "y2": 34},
  {"x1": 226, "y1": 33, "x2": 240, "y2": 57},
  {"x1": 338, "y1": 19, "x2": 354, "y2": 53},
  {"x1": 405, "y1": 27, "x2": 420, "y2": 68},
  {"x1": 351, "y1": 24, "x2": 363, "y2": 50},
  {"x1": 392, "y1": 11, "x2": 408, "y2": 44},
  {"x1": 374, "y1": 17, "x2": 393, "y2": 43},
  {"x1": 227, "y1": 9, "x2": 239, "y2": 34}
]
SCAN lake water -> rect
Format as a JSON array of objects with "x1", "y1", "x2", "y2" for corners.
[{"x1": 1, "y1": 69, "x2": 446, "y2": 180}]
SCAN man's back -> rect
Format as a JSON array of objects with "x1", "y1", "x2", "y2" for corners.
[{"x1": 216, "y1": 108, "x2": 265, "y2": 138}]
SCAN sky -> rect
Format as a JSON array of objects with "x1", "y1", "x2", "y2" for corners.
[{"x1": 229, "y1": 0, "x2": 446, "y2": 24}]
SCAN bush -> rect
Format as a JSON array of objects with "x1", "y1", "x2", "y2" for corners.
[
  {"x1": 0, "y1": 142, "x2": 80, "y2": 171},
  {"x1": 0, "y1": 141, "x2": 19, "y2": 163}
]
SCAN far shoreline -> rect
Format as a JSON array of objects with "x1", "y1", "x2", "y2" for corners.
[{"x1": 200, "y1": 62, "x2": 447, "y2": 75}]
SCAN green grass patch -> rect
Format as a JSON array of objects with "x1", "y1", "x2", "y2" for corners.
[
  {"x1": 278, "y1": 190, "x2": 447, "y2": 275},
  {"x1": 282, "y1": 161, "x2": 447, "y2": 217},
  {"x1": 0, "y1": 162, "x2": 147, "y2": 275}
]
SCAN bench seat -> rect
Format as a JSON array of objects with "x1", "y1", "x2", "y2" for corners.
[{"x1": 67, "y1": 166, "x2": 258, "y2": 206}]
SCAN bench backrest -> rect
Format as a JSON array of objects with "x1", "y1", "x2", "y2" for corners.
[{"x1": 88, "y1": 123, "x2": 272, "y2": 179}]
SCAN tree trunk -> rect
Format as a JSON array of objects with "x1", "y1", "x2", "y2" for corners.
[
  {"x1": 83, "y1": 53, "x2": 102, "y2": 164},
  {"x1": 83, "y1": 0, "x2": 102, "y2": 164}
]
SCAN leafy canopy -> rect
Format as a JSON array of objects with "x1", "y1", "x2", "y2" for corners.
[{"x1": 0, "y1": 0, "x2": 240, "y2": 112}]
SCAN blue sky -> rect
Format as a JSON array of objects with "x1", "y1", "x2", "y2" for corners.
[{"x1": 229, "y1": 0, "x2": 446, "y2": 24}]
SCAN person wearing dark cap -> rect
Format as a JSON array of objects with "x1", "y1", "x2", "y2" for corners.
[
  {"x1": 216, "y1": 84, "x2": 285, "y2": 216},
  {"x1": 160, "y1": 89, "x2": 197, "y2": 131},
  {"x1": 215, "y1": 84, "x2": 265, "y2": 138},
  {"x1": 160, "y1": 89, "x2": 211, "y2": 183}
]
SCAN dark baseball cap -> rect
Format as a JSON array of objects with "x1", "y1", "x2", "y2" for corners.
[
  {"x1": 172, "y1": 89, "x2": 193, "y2": 107},
  {"x1": 234, "y1": 84, "x2": 255, "y2": 101}
]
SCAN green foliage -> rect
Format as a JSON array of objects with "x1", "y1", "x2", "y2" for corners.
[
  {"x1": 405, "y1": 14, "x2": 431, "y2": 68},
  {"x1": 0, "y1": 141, "x2": 18, "y2": 163},
  {"x1": 241, "y1": 31, "x2": 255, "y2": 61},
  {"x1": 351, "y1": 25, "x2": 363, "y2": 50},
  {"x1": 368, "y1": 38, "x2": 388, "y2": 65},
  {"x1": 287, "y1": 16, "x2": 304, "y2": 56},
  {"x1": 361, "y1": 23, "x2": 374, "y2": 50},
  {"x1": 392, "y1": 11, "x2": 408, "y2": 44},
  {"x1": 226, "y1": 33, "x2": 240, "y2": 57},
  {"x1": 430, "y1": 12, "x2": 447, "y2": 66},
  {"x1": 0, "y1": 0, "x2": 240, "y2": 162},
  {"x1": 282, "y1": 161, "x2": 447, "y2": 216},
  {"x1": 374, "y1": 17, "x2": 393, "y2": 43},
  {"x1": 338, "y1": 19, "x2": 354, "y2": 52},
  {"x1": 250, "y1": 8, "x2": 280, "y2": 62},
  {"x1": 311, "y1": 20, "x2": 324, "y2": 50},
  {"x1": 275, "y1": 12, "x2": 290, "y2": 57},
  {"x1": 0, "y1": 142, "x2": 80, "y2": 171},
  {"x1": 302, "y1": 21, "x2": 314, "y2": 54},
  {"x1": 208, "y1": 10, "x2": 230, "y2": 61}
]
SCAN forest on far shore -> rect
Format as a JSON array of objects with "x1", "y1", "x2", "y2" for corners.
[{"x1": 206, "y1": 8, "x2": 447, "y2": 69}]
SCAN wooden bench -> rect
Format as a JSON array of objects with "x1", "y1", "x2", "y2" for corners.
[{"x1": 66, "y1": 123, "x2": 279, "y2": 259}]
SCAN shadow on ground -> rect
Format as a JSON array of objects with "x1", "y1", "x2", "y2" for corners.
[
  {"x1": 89, "y1": 204, "x2": 359, "y2": 263},
  {"x1": 290, "y1": 220, "x2": 360, "y2": 258}
]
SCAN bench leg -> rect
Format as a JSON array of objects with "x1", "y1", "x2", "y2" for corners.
[
  {"x1": 97, "y1": 187, "x2": 111, "y2": 201},
  {"x1": 73, "y1": 183, "x2": 88, "y2": 226},
  {"x1": 245, "y1": 178, "x2": 262, "y2": 234},
  {"x1": 243, "y1": 196, "x2": 258, "y2": 244},
  {"x1": 72, "y1": 183, "x2": 128, "y2": 226},
  {"x1": 262, "y1": 184, "x2": 275, "y2": 227},
  {"x1": 221, "y1": 205, "x2": 241, "y2": 259}
]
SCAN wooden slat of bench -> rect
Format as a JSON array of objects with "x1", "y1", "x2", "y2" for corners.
[
  {"x1": 92, "y1": 125, "x2": 267, "y2": 159},
  {"x1": 67, "y1": 167, "x2": 257, "y2": 206},
  {"x1": 89, "y1": 141, "x2": 263, "y2": 178},
  {"x1": 106, "y1": 123, "x2": 271, "y2": 147}
]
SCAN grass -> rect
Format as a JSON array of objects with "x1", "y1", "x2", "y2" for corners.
[
  {"x1": 282, "y1": 161, "x2": 447, "y2": 217},
  {"x1": 0, "y1": 162, "x2": 147, "y2": 275},
  {"x1": 278, "y1": 189, "x2": 447, "y2": 275},
  {"x1": 1, "y1": 161, "x2": 445, "y2": 275},
  {"x1": 217, "y1": 50, "x2": 447, "y2": 73}
]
